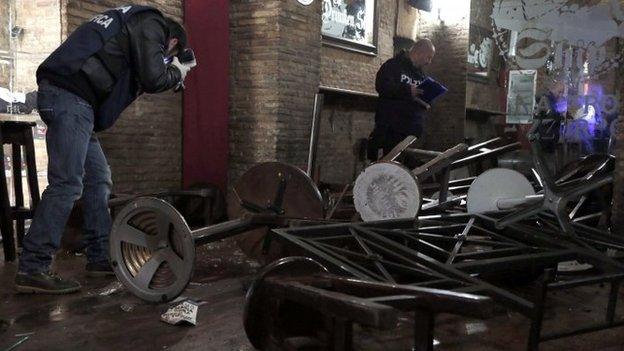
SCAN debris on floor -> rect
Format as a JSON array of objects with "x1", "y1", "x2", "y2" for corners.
[
  {"x1": 95, "y1": 281, "x2": 124, "y2": 296},
  {"x1": 160, "y1": 300, "x2": 199, "y2": 326},
  {"x1": 2, "y1": 335, "x2": 30, "y2": 351}
]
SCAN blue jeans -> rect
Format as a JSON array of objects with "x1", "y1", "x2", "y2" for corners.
[{"x1": 19, "y1": 83, "x2": 112, "y2": 274}]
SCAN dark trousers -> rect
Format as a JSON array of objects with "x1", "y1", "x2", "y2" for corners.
[
  {"x1": 366, "y1": 125, "x2": 419, "y2": 161},
  {"x1": 19, "y1": 83, "x2": 112, "y2": 274}
]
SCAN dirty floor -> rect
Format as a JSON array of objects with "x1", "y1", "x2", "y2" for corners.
[{"x1": 1, "y1": 239, "x2": 624, "y2": 351}]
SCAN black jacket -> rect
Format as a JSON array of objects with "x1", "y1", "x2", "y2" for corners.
[
  {"x1": 37, "y1": 6, "x2": 181, "y2": 130},
  {"x1": 536, "y1": 91, "x2": 564, "y2": 152},
  {"x1": 375, "y1": 50, "x2": 427, "y2": 136}
]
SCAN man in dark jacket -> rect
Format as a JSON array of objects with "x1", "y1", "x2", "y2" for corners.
[
  {"x1": 535, "y1": 79, "x2": 566, "y2": 153},
  {"x1": 15, "y1": 5, "x2": 194, "y2": 294},
  {"x1": 368, "y1": 38, "x2": 435, "y2": 159}
]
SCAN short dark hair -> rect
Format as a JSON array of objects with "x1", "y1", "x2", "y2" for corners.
[{"x1": 165, "y1": 17, "x2": 187, "y2": 53}]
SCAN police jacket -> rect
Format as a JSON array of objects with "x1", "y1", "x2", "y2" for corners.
[
  {"x1": 375, "y1": 50, "x2": 427, "y2": 136},
  {"x1": 37, "y1": 5, "x2": 182, "y2": 131}
]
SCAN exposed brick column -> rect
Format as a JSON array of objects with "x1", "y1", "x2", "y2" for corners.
[
  {"x1": 229, "y1": 0, "x2": 321, "y2": 183},
  {"x1": 275, "y1": 0, "x2": 322, "y2": 168}
]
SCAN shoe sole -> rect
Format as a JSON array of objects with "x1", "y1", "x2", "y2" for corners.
[
  {"x1": 15, "y1": 285, "x2": 81, "y2": 294},
  {"x1": 86, "y1": 271, "x2": 116, "y2": 278}
]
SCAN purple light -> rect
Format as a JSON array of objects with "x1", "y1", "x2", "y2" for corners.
[{"x1": 553, "y1": 98, "x2": 567, "y2": 114}]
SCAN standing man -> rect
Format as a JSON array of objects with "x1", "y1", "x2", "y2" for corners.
[
  {"x1": 15, "y1": 5, "x2": 195, "y2": 294},
  {"x1": 535, "y1": 79, "x2": 567, "y2": 153},
  {"x1": 368, "y1": 38, "x2": 435, "y2": 159}
]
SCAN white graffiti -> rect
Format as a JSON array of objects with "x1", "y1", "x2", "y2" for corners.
[
  {"x1": 491, "y1": 0, "x2": 624, "y2": 74},
  {"x1": 468, "y1": 36, "x2": 493, "y2": 69}
]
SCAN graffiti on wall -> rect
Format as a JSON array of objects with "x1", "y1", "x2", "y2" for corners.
[{"x1": 491, "y1": 0, "x2": 624, "y2": 75}]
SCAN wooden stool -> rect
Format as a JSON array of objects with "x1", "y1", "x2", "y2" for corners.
[{"x1": 0, "y1": 121, "x2": 40, "y2": 262}]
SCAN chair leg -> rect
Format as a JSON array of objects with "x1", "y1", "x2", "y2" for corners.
[
  {"x1": 0, "y1": 218, "x2": 16, "y2": 261},
  {"x1": 0, "y1": 132, "x2": 16, "y2": 261},
  {"x1": 12, "y1": 143, "x2": 23, "y2": 209},
  {"x1": 16, "y1": 218, "x2": 25, "y2": 248},
  {"x1": 23, "y1": 128, "x2": 40, "y2": 206}
]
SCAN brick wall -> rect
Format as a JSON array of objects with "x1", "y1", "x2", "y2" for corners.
[
  {"x1": 316, "y1": 95, "x2": 375, "y2": 184},
  {"x1": 320, "y1": 0, "x2": 395, "y2": 94},
  {"x1": 314, "y1": 0, "x2": 395, "y2": 183},
  {"x1": 0, "y1": 1, "x2": 10, "y2": 87},
  {"x1": 229, "y1": 0, "x2": 470, "y2": 184},
  {"x1": 318, "y1": 0, "x2": 470, "y2": 184},
  {"x1": 229, "y1": 0, "x2": 322, "y2": 183},
  {"x1": 66, "y1": 0, "x2": 184, "y2": 193},
  {"x1": 396, "y1": 1, "x2": 419, "y2": 41},
  {"x1": 275, "y1": 0, "x2": 322, "y2": 168},
  {"x1": 419, "y1": 1, "x2": 470, "y2": 151},
  {"x1": 229, "y1": 0, "x2": 281, "y2": 183}
]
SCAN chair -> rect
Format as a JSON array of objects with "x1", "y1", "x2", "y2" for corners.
[{"x1": 0, "y1": 121, "x2": 40, "y2": 261}]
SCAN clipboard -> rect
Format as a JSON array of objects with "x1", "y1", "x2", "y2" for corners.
[{"x1": 417, "y1": 77, "x2": 448, "y2": 104}]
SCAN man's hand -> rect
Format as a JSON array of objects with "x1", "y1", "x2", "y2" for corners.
[
  {"x1": 170, "y1": 56, "x2": 192, "y2": 81},
  {"x1": 410, "y1": 85, "x2": 424, "y2": 98}
]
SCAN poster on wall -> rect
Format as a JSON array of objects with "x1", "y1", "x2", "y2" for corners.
[
  {"x1": 506, "y1": 70, "x2": 537, "y2": 124},
  {"x1": 322, "y1": 0, "x2": 377, "y2": 52}
]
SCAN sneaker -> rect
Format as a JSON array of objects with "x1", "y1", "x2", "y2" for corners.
[
  {"x1": 85, "y1": 262, "x2": 115, "y2": 277},
  {"x1": 15, "y1": 272, "x2": 81, "y2": 294}
]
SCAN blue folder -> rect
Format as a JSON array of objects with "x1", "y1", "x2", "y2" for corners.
[{"x1": 417, "y1": 77, "x2": 448, "y2": 104}]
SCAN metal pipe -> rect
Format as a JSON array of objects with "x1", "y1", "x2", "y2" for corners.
[
  {"x1": 306, "y1": 93, "x2": 324, "y2": 177},
  {"x1": 497, "y1": 194, "x2": 543, "y2": 210},
  {"x1": 319, "y1": 85, "x2": 378, "y2": 99}
]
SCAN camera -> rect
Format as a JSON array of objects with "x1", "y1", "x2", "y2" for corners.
[
  {"x1": 177, "y1": 48, "x2": 196, "y2": 67},
  {"x1": 173, "y1": 48, "x2": 196, "y2": 92}
]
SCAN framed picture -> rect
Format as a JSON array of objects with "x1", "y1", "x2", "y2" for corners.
[
  {"x1": 467, "y1": 24, "x2": 495, "y2": 81},
  {"x1": 322, "y1": 0, "x2": 378, "y2": 55},
  {"x1": 506, "y1": 70, "x2": 537, "y2": 124}
]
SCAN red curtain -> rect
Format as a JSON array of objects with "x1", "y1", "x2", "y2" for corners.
[{"x1": 183, "y1": 0, "x2": 230, "y2": 191}]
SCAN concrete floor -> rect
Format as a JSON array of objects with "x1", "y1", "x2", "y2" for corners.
[{"x1": 2, "y1": 240, "x2": 624, "y2": 351}]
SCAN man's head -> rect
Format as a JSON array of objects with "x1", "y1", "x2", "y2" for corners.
[
  {"x1": 549, "y1": 79, "x2": 567, "y2": 99},
  {"x1": 164, "y1": 17, "x2": 188, "y2": 58},
  {"x1": 409, "y1": 38, "x2": 435, "y2": 69}
]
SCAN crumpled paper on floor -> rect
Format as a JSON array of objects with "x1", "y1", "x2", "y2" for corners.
[{"x1": 160, "y1": 300, "x2": 198, "y2": 326}]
